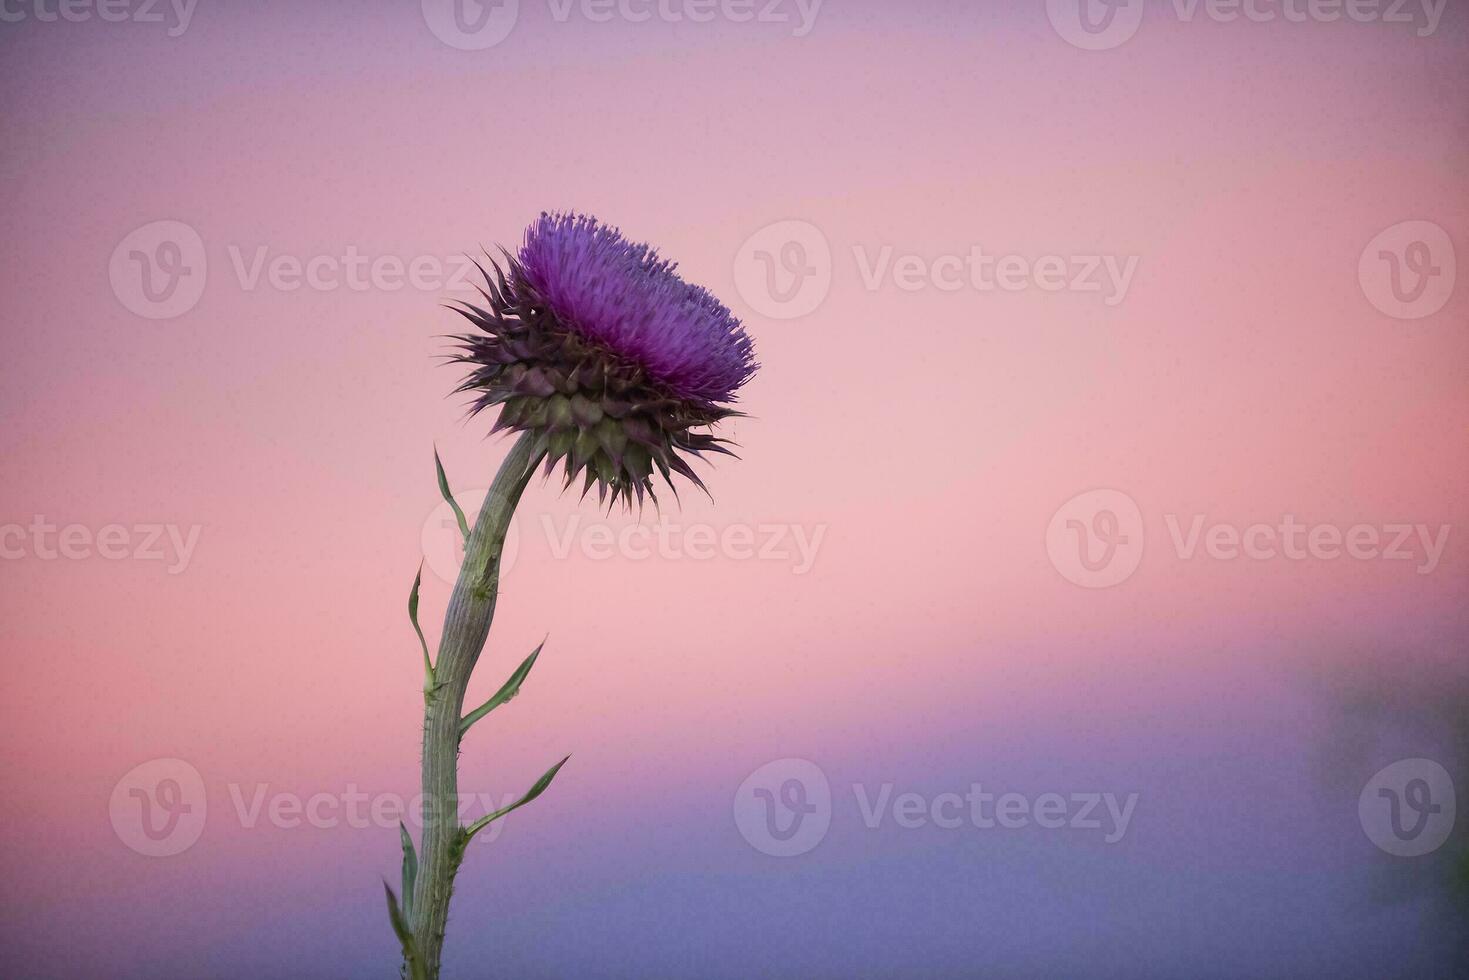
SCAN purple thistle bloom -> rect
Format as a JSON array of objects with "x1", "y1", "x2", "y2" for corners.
[
  {"x1": 450, "y1": 212, "x2": 758, "y2": 507},
  {"x1": 517, "y1": 213, "x2": 756, "y2": 406},
  {"x1": 403, "y1": 215, "x2": 762, "y2": 977}
]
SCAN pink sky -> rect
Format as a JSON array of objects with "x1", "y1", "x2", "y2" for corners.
[{"x1": 1, "y1": 2, "x2": 1466, "y2": 976}]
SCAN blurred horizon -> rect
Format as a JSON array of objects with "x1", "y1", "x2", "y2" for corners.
[{"x1": 1, "y1": 1, "x2": 1466, "y2": 977}]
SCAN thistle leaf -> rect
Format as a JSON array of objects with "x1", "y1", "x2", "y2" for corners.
[
  {"x1": 464, "y1": 755, "x2": 571, "y2": 842},
  {"x1": 384, "y1": 882, "x2": 428, "y2": 980},
  {"x1": 398, "y1": 822, "x2": 418, "y2": 922},
  {"x1": 409, "y1": 565, "x2": 433, "y2": 689},
  {"x1": 434, "y1": 445, "x2": 471, "y2": 540},
  {"x1": 460, "y1": 638, "x2": 546, "y2": 737}
]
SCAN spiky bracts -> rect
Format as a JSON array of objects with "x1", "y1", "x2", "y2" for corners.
[{"x1": 450, "y1": 213, "x2": 758, "y2": 507}]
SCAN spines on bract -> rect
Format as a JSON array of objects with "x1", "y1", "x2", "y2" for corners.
[
  {"x1": 433, "y1": 446, "x2": 470, "y2": 540},
  {"x1": 448, "y1": 213, "x2": 756, "y2": 510},
  {"x1": 463, "y1": 755, "x2": 572, "y2": 842},
  {"x1": 459, "y1": 638, "x2": 547, "y2": 737},
  {"x1": 408, "y1": 565, "x2": 433, "y2": 693}
]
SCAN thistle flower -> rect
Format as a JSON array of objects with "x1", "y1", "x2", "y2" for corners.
[
  {"x1": 394, "y1": 215, "x2": 758, "y2": 979},
  {"x1": 451, "y1": 212, "x2": 758, "y2": 506}
]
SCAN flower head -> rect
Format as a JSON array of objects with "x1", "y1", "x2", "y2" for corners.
[{"x1": 452, "y1": 212, "x2": 758, "y2": 507}]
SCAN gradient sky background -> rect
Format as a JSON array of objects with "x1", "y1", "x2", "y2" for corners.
[{"x1": 2, "y1": 1, "x2": 1467, "y2": 977}]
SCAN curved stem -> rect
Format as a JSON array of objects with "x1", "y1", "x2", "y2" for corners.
[{"x1": 411, "y1": 432, "x2": 541, "y2": 978}]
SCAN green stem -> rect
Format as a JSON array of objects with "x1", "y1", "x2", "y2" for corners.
[{"x1": 410, "y1": 432, "x2": 541, "y2": 978}]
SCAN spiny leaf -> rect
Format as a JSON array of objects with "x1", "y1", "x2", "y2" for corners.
[
  {"x1": 384, "y1": 882, "x2": 428, "y2": 980},
  {"x1": 398, "y1": 822, "x2": 418, "y2": 923},
  {"x1": 464, "y1": 755, "x2": 571, "y2": 842},
  {"x1": 434, "y1": 445, "x2": 471, "y2": 540},
  {"x1": 409, "y1": 565, "x2": 433, "y2": 689},
  {"x1": 459, "y1": 638, "x2": 546, "y2": 737}
]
